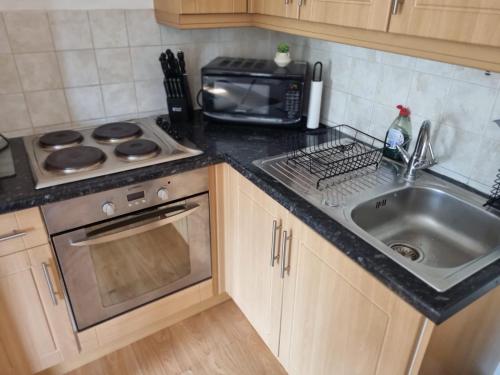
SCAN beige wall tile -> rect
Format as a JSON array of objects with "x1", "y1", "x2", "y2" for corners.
[
  {"x1": 135, "y1": 80, "x2": 166, "y2": 112},
  {"x1": 160, "y1": 25, "x2": 192, "y2": 45},
  {"x1": 57, "y1": 50, "x2": 99, "y2": 88},
  {"x1": 0, "y1": 93, "x2": 31, "y2": 132},
  {"x1": 95, "y1": 48, "x2": 132, "y2": 84},
  {"x1": 0, "y1": 54, "x2": 21, "y2": 94},
  {"x1": 2, "y1": 128, "x2": 34, "y2": 138},
  {"x1": 407, "y1": 72, "x2": 451, "y2": 119},
  {"x1": 443, "y1": 81, "x2": 496, "y2": 135},
  {"x1": 102, "y1": 82, "x2": 137, "y2": 117},
  {"x1": 0, "y1": 14, "x2": 11, "y2": 53},
  {"x1": 89, "y1": 10, "x2": 128, "y2": 49},
  {"x1": 131, "y1": 46, "x2": 163, "y2": 81},
  {"x1": 15, "y1": 52, "x2": 62, "y2": 91},
  {"x1": 49, "y1": 10, "x2": 93, "y2": 51},
  {"x1": 25, "y1": 89, "x2": 70, "y2": 127},
  {"x1": 3, "y1": 11, "x2": 53, "y2": 53},
  {"x1": 65, "y1": 86, "x2": 104, "y2": 121},
  {"x1": 125, "y1": 10, "x2": 161, "y2": 47}
]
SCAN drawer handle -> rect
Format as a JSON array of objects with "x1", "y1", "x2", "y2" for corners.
[
  {"x1": 42, "y1": 262, "x2": 58, "y2": 306},
  {"x1": 391, "y1": 0, "x2": 400, "y2": 14},
  {"x1": 270, "y1": 220, "x2": 281, "y2": 267},
  {"x1": 0, "y1": 228, "x2": 33, "y2": 243},
  {"x1": 281, "y1": 231, "x2": 291, "y2": 279}
]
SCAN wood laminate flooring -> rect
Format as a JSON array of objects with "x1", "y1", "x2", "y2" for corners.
[{"x1": 66, "y1": 300, "x2": 287, "y2": 375}]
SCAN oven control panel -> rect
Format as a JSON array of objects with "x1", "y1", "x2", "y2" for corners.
[{"x1": 42, "y1": 167, "x2": 209, "y2": 234}]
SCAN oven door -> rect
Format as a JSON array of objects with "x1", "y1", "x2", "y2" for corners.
[{"x1": 52, "y1": 193, "x2": 211, "y2": 331}]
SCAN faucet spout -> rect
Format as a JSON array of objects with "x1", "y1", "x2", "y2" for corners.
[{"x1": 396, "y1": 120, "x2": 437, "y2": 182}]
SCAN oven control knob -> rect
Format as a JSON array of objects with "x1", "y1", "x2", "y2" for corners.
[
  {"x1": 102, "y1": 202, "x2": 116, "y2": 216},
  {"x1": 157, "y1": 188, "x2": 169, "y2": 201}
]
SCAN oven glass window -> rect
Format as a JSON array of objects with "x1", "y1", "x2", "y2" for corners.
[{"x1": 90, "y1": 218, "x2": 191, "y2": 307}]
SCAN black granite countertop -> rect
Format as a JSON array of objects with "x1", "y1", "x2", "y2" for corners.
[{"x1": 1, "y1": 113, "x2": 498, "y2": 324}]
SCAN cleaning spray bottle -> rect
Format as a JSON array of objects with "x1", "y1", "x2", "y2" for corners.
[{"x1": 383, "y1": 105, "x2": 412, "y2": 161}]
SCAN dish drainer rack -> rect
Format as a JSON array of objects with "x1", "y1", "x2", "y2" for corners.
[
  {"x1": 287, "y1": 125, "x2": 386, "y2": 188},
  {"x1": 485, "y1": 169, "x2": 500, "y2": 210}
]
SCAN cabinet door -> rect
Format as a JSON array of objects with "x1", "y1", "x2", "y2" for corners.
[
  {"x1": 225, "y1": 170, "x2": 284, "y2": 354},
  {"x1": 181, "y1": 0, "x2": 247, "y2": 14},
  {"x1": 0, "y1": 246, "x2": 77, "y2": 374},
  {"x1": 280, "y1": 216, "x2": 432, "y2": 375},
  {"x1": 299, "y1": 0, "x2": 392, "y2": 31},
  {"x1": 250, "y1": 0, "x2": 299, "y2": 19},
  {"x1": 389, "y1": 0, "x2": 500, "y2": 47}
]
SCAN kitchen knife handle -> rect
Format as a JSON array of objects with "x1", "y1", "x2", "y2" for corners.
[{"x1": 177, "y1": 51, "x2": 186, "y2": 74}]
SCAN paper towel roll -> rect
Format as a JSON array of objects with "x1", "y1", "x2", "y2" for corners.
[{"x1": 306, "y1": 80, "x2": 323, "y2": 129}]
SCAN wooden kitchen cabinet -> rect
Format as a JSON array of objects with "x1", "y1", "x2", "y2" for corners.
[
  {"x1": 389, "y1": 0, "x2": 500, "y2": 47},
  {"x1": 224, "y1": 168, "x2": 286, "y2": 354},
  {"x1": 279, "y1": 215, "x2": 432, "y2": 374},
  {"x1": 0, "y1": 207, "x2": 48, "y2": 257},
  {"x1": 0, "y1": 244, "x2": 76, "y2": 374},
  {"x1": 154, "y1": 0, "x2": 251, "y2": 29},
  {"x1": 165, "y1": 0, "x2": 247, "y2": 14},
  {"x1": 249, "y1": 0, "x2": 299, "y2": 19},
  {"x1": 222, "y1": 164, "x2": 433, "y2": 374},
  {"x1": 298, "y1": 0, "x2": 392, "y2": 31}
]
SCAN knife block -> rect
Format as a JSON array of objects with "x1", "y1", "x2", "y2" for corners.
[{"x1": 164, "y1": 75, "x2": 193, "y2": 124}]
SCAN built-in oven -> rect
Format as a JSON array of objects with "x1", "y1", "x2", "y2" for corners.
[{"x1": 42, "y1": 168, "x2": 211, "y2": 332}]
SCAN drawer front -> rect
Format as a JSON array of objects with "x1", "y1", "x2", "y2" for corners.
[{"x1": 0, "y1": 208, "x2": 48, "y2": 256}]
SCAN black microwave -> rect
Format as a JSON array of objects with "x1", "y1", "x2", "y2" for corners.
[{"x1": 201, "y1": 57, "x2": 307, "y2": 126}]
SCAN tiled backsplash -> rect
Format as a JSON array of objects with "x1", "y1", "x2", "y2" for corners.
[
  {"x1": 0, "y1": 8, "x2": 498, "y2": 193},
  {"x1": 0, "y1": 9, "x2": 271, "y2": 137},
  {"x1": 269, "y1": 32, "x2": 500, "y2": 194}
]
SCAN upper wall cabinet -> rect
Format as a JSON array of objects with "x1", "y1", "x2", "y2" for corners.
[
  {"x1": 155, "y1": 0, "x2": 251, "y2": 28},
  {"x1": 299, "y1": 0, "x2": 392, "y2": 31},
  {"x1": 249, "y1": 0, "x2": 299, "y2": 19},
  {"x1": 389, "y1": 0, "x2": 500, "y2": 47},
  {"x1": 156, "y1": 0, "x2": 247, "y2": 14}
]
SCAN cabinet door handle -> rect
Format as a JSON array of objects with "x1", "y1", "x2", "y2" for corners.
[
  {"x1": 298, "y1": 0, "x2": 303, "y2": 6},
  {"x1": 285, "y1": 0, "x2": 290, "y2": 4},
  {"x1": 0, "y1": 228, "x2": 33, "y2": 243},
  {"x1": 42, "y1": 262, "x2": 58, "y2": 306},
  {"x1": 280, "y1": 231, "x2": 290, "y2": 279},
  {"x1": 391, "y1": 0, "x2": 400, "y2": 14},
  {"x1": 270, "y1": 220, "x2": 281, "y2": 267}
]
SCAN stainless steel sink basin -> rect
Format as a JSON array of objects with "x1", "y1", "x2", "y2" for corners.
[
  {"x1": 254, "y1": 153, "x2": 500, "y2": 292},
  {"x1": 351, "y1": 187, "x2": 500, "y2": 269}
]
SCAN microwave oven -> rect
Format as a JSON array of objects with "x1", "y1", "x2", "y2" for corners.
[{"x1": 201, "y1": 57, "x2": 307, "y2": 126}]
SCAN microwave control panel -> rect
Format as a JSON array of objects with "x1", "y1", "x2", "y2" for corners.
[{"x1": 285, "y1": 82, "x2": 302, "y2": 119}]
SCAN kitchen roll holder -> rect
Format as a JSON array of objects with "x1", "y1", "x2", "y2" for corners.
[{"x1": 307, "y1": 61, "x2": 323, "y2": 130}]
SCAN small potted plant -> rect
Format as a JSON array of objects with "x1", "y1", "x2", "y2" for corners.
[{"x1": 274, "y1": 42, "x2": 291, "y2": 67}]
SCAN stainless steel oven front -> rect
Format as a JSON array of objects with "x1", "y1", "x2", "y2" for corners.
[{"x1": 42, "y1": 168, "x2": 211, "y2": 332}]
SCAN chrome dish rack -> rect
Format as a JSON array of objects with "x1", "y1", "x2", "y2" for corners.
[{"x1": 287, "y1": 125, "x2": 386, "y2": 189}]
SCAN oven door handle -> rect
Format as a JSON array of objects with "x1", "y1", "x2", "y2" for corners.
[{"x1": 69, "y1": 203, "x2": 200, "y2": 247}]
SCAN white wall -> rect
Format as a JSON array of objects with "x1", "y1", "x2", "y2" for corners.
[{"x1": 0, "y1": 0, "x2": 154, "y2": 10}]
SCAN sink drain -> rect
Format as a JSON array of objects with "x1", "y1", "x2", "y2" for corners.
[{"x1": 389, "y1": 243, "x2": 422, "y2": 261}]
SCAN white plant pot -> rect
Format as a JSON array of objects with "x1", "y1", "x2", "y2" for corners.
[{"x1": 274, "y1": 52, "x2": 291, "y2": 67}]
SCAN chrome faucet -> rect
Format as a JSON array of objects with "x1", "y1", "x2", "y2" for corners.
[{"x1": 397, "y1": 120, "x2": 437, "y2": 182}]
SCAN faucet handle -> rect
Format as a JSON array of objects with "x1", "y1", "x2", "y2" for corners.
[{"x1": 396, "y1": 143, "x2": 411, "y2": 164}]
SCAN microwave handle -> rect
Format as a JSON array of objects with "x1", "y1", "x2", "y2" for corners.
[{"x1": 70, "y1": 203, "x2": 200, "y2": 247}]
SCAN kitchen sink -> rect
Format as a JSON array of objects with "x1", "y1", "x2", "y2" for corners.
[
  {"x1": 350, "y1": 186, "x2": 500, "y2": 269},
  {"x1": 254, "y1": 154, "x2": 500, "y2": 292}
]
